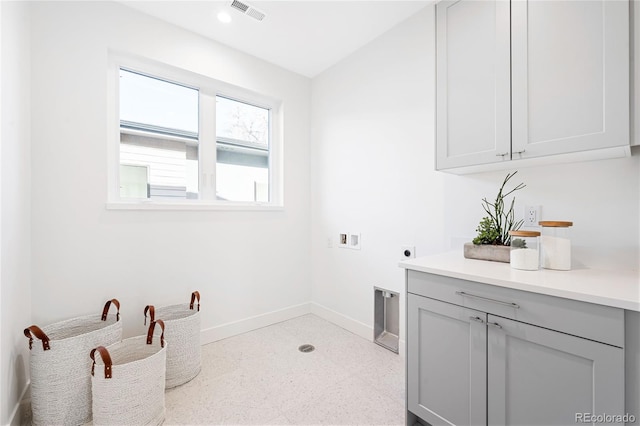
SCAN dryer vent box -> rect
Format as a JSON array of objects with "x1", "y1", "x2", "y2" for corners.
[{"x1": 374, "y1": 287, "x2": 399, "y2": 353}]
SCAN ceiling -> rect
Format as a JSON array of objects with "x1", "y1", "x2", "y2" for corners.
[{"x1": 117, "y1": 1, "x2": 430, "y2": 78}]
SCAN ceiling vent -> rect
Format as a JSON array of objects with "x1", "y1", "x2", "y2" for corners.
[{"x1": 230, "y1": 0, "x2": 266, "y2": 21}]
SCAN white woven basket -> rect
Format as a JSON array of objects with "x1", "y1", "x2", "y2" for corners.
[
  {"x1": 144, "y1": 291, "x2": 201, "y2": 389},
  {"x1": 23, "y1": 299, "x2": 123, "y2": 426},
  {"x1": 90, "y1": 320, "x2": 167, "y2": 426}
]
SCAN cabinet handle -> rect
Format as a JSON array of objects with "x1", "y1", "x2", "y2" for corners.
[
  {"x1": 469, "y1": 316, "x2": 485, "y2": 324},
  {"x1": 513, "y1": 149, "x2": 526, "y2": 155},
  {"x1": 455, "y1": 291, "x2": 520, "y2": 309},
  {"x1": 487, "y1": 322, "x2": 502, "y2": 329},
  {"x1": 495, "y1": 152, "x2": 509, "y2": 157}
]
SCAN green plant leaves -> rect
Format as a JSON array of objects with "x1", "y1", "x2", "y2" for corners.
[
  {"x1": 472, "y1": 217, "x2": 500, "y2": 245},
  {"x1": 473, "y1": 171, "x2": 525, "y2": 246}
]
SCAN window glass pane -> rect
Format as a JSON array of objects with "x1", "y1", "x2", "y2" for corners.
[
  {"x1": 119, "y1": 134, "x2": 199, "y2": 199},
  {"x1": 216, "y1": 96, "x2": 269, "y2": 146},
  {"x1": 120, "y1": 69, "x2": 198, "y2": 136},
  {"x1": 216, "y1": 96, "x2": 270, "y2": 202},
  {"x1": 119, "y1": 69, "x2": 199, "y2": 200},
  {"x1": 216, "y1": 163, "x2": 268, "y2": 202}
]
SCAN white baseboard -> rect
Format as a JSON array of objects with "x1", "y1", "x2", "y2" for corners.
[
  {"x1": 8, "y1": 381, "x2": 30, "y2": 426},
  {"x1": 199, "y1": 301, "x2": 405, "y2": 357},
  {"x1": 200, "y1": 302, "x2": 312, "y2": 344},
  {"x1": 310, "y1": 302, "x2": 373, "y2": 341},
  {"x1": 310, "y1": 302, "x2": 406, "y2": 358}
]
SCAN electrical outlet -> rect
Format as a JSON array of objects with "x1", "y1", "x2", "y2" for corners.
[
  {"x1": 401, "y1": 246, "x2": 416, "y2": 259},
  {"x1": 525, "y1": 205, "x2": 541, "y2": 226}
]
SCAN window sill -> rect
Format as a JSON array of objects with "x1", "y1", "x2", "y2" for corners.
[{"x1": 106, "y1": 200, "x2": 284, "y2": 211}]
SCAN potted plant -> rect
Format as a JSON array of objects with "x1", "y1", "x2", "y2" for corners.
[{"x1": 464, "y1": 171, "x2": 526, "y2": 263}]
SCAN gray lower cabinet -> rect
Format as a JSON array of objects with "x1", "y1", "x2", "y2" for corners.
[
  {"x1": 486, "y1": 315, "x2": 624, "y2": 426},
  {"x1": 407, "y1": 295, "x2": 487, "y2": 425},
  {"x1": 406, "y1": 271, "x2": 625, "y2": 426}
]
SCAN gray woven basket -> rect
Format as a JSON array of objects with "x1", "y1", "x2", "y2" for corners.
[
  {"x1": 144, "y1": 291, "x2": 201, "y2": 388},
  {"x1": 90, "y1": 320, "x2": 167, "y2": 426},
  {"x1": 23, "y1": 299, "x2": 123, "y2": 426}
]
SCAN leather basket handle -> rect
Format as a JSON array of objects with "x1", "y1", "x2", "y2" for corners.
[
  {"x1": 90, "y1": 346, "x2": 113, "y2": 379},
  {"x1": 146, "y1": 319, "x2": 165, "y2": 348},
  {"x1": 24, "y1": 325, "x2": 50, "y2": 351},
  {"x1": 143, "y1": 305, "x2": 155, "y2": 325},
  {"x1": 101, "y1": 299, "x2": 120, "y2": 322},
  {"x1": 190, "y1": 291, "x2": 200, "y2": 311}
]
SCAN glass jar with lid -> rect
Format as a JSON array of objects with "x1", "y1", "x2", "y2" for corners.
[
  {"x1": 539, "y1": 221, "x2": 573, "y2": 271},
  {"x1": 508, "y1": 230, "x2": 541, "y2": 271}
]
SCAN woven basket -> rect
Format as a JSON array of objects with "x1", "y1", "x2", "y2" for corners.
[
  {"x1": 144, "y1": 291, "x2": 201, "y2": 388},
  {"x1": 90, "y1": 320, "x2": 167, "y2": 426},
  {"x1": 23, "y1": 299, "x2": 123, "y2": 426}
]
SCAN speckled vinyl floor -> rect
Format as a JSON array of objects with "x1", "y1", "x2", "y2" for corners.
[{"x1": 164, "y1": 314, "x2": 406, "y2": 425}]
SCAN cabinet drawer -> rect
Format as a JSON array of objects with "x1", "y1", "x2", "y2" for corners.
[{"x1": 407, "y1": 270, "x2": 624, "y2": 347}]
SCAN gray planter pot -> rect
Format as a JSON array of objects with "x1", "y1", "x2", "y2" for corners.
[{"x1": 463, "y1": 242, "x2": 510, "y2": 263}]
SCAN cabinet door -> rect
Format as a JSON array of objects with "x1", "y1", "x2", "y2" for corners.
[
  {"x1": 407, "y1": 295, "x2": 487, "y2": 426},
  {"x1": 487, "y1": 315, "x2": 624, "y2": 426},
  {"x1": 436, "y1": 0, "x2": 511, "y2": 170},
  {"x1": 511, "y1": 0, "x2": 629, "y2": 159}
]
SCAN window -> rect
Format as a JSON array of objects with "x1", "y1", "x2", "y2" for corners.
[
  {"x1": 110, "y1": 58, "x2": 281, "y2": 209},
  {"x1": 119, "y1": 69, "x2": 199, "y2": 200},
  {"x1": 216, "y1": 96, "x2": 270, "y2": 202}
]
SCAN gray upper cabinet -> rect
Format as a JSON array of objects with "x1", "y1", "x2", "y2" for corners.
[
  {"x1": 436, "y1": 0, "x2": 511, "y2": 169},
  {"x1": 436, "y1": 0, "x2": 630, "y2": 172},
  {"x1": 511, "y1": 0, "x2": 629, "y2": 158}
]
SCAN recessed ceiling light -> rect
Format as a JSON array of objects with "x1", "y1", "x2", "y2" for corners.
[{"x1": 217, "y1": 11, "x2": 232, "y2": 23}]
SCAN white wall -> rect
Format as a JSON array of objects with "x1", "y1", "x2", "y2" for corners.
[
  {"x1": 1, "y1": 1, "x2": 32, "y2": 424},
  {"x1": 29, "y1": 1, "x2": 311, "y2": 340},
  {"x1": 310, "y1": 4, "x2": 640, "y2": 339},
  {"x1": 310, "y1": 6, "x2": 443, "y2": 338}
]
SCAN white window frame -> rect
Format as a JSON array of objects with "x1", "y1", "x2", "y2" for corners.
[{"x1": 106, "y1": 52, "x2": 283, "y2": 210}]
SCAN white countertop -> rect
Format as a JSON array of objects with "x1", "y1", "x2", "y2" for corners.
[{"x1": 399, "y1": 251, "x2": 640, "y2": 312}]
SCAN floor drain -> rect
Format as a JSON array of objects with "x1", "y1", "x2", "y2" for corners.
[{"x1": 298, "y1": 344, "x2": 315, "y2": 353}]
